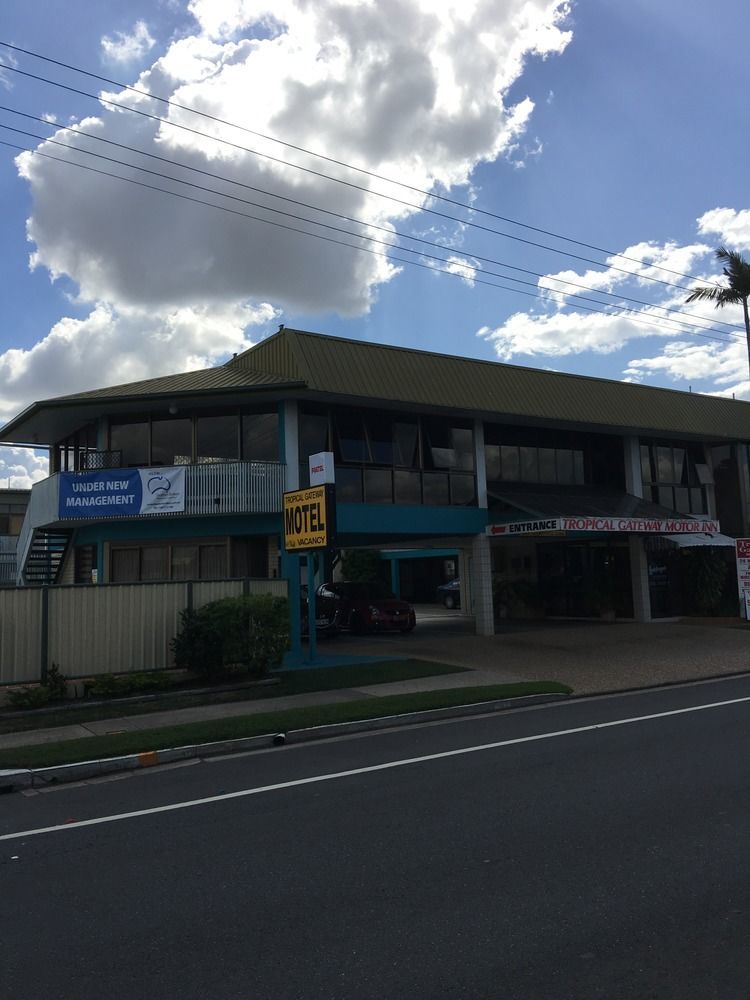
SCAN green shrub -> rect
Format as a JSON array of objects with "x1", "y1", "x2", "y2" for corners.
[
  {"x1": 340, "y1": 549, "x2": 381, "y2": 583},
  {"x1": 683, "y1": 548, "x2": 729, "y2": 615},
  {"x1": 88, "y1": 671, "x2": 174, "y2": 699},
  {"x1": 88, "y1": 674, "x2": 127, "y2": 698},
  {"x1": 7, "y1": 686, "x2": 52, "y2": 709},
  {"x1": 171, "y1": 594, "x2": 290, "y2": 678},
  {"x1": 44, "y1": 662, "x2": 68, "y2": 702},
  {"x1": 6, "y1": 663, "x2": 68, "y2": 710}
]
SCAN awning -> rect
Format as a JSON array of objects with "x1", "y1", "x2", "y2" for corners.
[
  {"x1": 488, "y1": 485, "x2": 691, "y2": 520},
  {"x1": 658, "y1": 532, "x2": 736, "y2": 548},
  {"x1": 487, "y1": 486, "x2": 722, "y2": 538}
]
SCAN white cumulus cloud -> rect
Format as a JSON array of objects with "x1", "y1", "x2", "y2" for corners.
[
  {"x1": 20, "y1": 0, "x2": 571, "y2": 321},
  {"x1": 697, "y1": 207, "x2": 750, "y2": 252},
  {"x1": 480, "y1": 214, "x2": 750, "y2": 393},
  {"x1": 0, "y1": 448, "x2": 49, "y2": 490},
  {"x1": 101, "y1": 20, "x2": 157, "y2": 64},
  {"x1": 8, "y1": 0, "x2": 572, "y2": 424},
  {"x1": 0, "y1": 300, "x2": 278, "y2": 427}
]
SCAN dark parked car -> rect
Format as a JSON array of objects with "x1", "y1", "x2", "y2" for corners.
[
  {"x1": 301, "y1": 585, "x2": 339, "y2": 638},
  {"x1": 316, "y1": 581, "x2": 416, "y2": 634},
  {"x1": 436, "y1": 578, "x2": 461, "y2": 609}
]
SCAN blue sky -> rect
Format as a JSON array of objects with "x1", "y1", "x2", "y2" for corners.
[{"x1": 1, "y1": 0, "x2": 749, "y2": 485}]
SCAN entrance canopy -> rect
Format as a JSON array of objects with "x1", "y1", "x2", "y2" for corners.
[
  {"x1": 487, "y1": 486, "x2": 721, "y2": 538},
  {"x1": 656, "y1": 532, "x2": 735, "y2": 548}
]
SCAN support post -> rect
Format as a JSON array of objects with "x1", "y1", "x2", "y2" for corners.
[
  {"x1": 471, "y1": 534, "x2": 495, "y2": 636},
  {"x1": 390, "y1": 558, "x2": 400, "y2": 598},
  {"x1": 281, "y1": 546, "x2": 303, "y2": 667},
  {"x1": 629, "y1": 535, "x2": 651, "y2": 622},
  {"x1": 306, "y1": 553, "x2": 318, "y2": 664}
]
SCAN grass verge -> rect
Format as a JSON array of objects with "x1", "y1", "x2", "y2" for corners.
[
  {"x1": 0, "y1": 659, "x2": 466, "y2": 735},
  {"x1": 0, "y1": 682, "x2": 571, "y2": 770}
]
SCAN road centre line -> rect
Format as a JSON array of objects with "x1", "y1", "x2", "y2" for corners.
[{"x1": 3, "y1": 693, "x2": 750, "y2": 843}]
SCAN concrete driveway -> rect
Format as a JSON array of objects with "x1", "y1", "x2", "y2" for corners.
[{"x1": 332, "y1": 606, "x2": 750, "y2": 696}]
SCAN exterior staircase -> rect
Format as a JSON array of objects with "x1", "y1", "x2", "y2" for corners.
[{"x1": 21, "y1": 528, "x2": 72, "y2": 585}]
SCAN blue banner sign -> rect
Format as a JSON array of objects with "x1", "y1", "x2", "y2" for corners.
[{"x1": 58, "y1": 467, "x2": 186, "y2": 519}]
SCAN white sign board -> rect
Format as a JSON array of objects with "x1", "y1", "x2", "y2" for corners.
[
  {"x1": 735, "y1": 538, "x2": 750, "y2": 619},
  {"x1": 309, "y1": 452, "x2": 335, "y2": 486},
  {"x1": 488, "y1": 516, "x2": 721, "y2": 537}
]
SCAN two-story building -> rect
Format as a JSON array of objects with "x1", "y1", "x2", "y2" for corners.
[{"x1": 2, "y1": 326, "x2": 748, "y2": 632}]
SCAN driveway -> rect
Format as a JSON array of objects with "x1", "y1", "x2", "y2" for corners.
[{"x1": 332, "y1": 607, "x2": 750, "y2": 695}]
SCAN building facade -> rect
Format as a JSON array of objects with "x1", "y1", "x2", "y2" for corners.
[
  {"x1": 0, "y1": 489, "x2": 30, "y2": 585},
  {"x1": 2, "y1": 327, "x2": 748, "y2": 632}
]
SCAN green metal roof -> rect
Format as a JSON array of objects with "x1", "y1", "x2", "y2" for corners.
[
  {"x1": 4, "y1": 326, "x2": 750, "y2": 444},
  {"x1": 52, "y1": 363, "x2": 297, "y2": 401},
  {"x1": 231, "y1": 327, "x2": 750, "y2": 439}
]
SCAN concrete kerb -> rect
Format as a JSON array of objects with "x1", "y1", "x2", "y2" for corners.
[{"x1": 0, "y1": 692, "x2": 567, "y2": 791}]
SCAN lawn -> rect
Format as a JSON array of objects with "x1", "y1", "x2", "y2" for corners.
[
  {"x1": 0, "y1": 659, "x2": 467, "y2": 735},
  {"x1": 0, "y1": 681, "x2": 571, "y2": 770}
]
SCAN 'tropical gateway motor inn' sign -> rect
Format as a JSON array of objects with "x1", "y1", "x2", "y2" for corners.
[{"x1": 488, "y1": 516, "x2": 721, "y2": 537}]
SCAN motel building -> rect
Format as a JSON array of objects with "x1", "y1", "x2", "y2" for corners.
[{"x1": 2, "y1": 327, "x2": 749, "y2": 634}]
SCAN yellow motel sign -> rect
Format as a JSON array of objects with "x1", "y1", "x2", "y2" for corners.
[{"x1": 283, "y1": 485, "x2": 336, "y2": 552}]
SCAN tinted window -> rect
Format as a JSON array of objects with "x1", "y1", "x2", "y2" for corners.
[
  {"x1": 110, "y1": 421, "x2": 149, "y2": 467},
  {"x1": 196, "y1": 415, "x2": 238, "y2": 462},
  {"x1": 151, "y1": 418, "x2": 192, "y2": 465},
  {"x1": 242, "y1": 412, "x2": 278, "y2": 462}
]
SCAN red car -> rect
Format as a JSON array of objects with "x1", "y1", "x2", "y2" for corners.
[{"x1": 316, "y1": 581, "x2": 416, "y2": 634}]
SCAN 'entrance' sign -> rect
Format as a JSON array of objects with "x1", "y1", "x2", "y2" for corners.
[
  {"x1": 488, "y1": 516, "x2": 721, "y2": 537},
  {"x1": 283, "y1": 485, "x2": 336, "y2": 552}
]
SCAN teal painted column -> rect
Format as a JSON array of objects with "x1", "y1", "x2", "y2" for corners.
[
  {"x1": 95, "y1": 540, "x2": 105, "y2": 583},
  {"x1": 390, "y1": 558, "x2": 400, "y2": 597},
  {"x1": 280, "y1": 544, "x2": 303, "y2": 667}
]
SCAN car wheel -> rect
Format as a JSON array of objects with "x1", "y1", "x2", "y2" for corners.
[
  {"x1": 443, "y1": 594, "x2": 455, "y2": 609},
  {"x1": 400, "y1": 623, "x2": 415, "y2": 633},
  {"x1": 351, "y1": 613, "x2": 368, "y2": 634}
]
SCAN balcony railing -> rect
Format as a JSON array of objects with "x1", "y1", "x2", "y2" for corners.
[
  {"x1": 181, "y1": 461, "x2": 284, "y2": 515},
  {"x1": 22, "y1": 461, "x2": 285, "y2": 536}
]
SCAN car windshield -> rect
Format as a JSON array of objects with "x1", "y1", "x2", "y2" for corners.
[{"x1": 339, "y1": 582, "x2": 396, "y2": 600}]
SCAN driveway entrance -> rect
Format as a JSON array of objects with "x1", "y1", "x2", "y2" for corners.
[{"x1": 332, "y1": 617, "x2": 750, "y2": 696}]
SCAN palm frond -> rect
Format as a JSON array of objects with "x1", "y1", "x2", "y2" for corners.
[
  {"x1": 685, "y1": 284, "x2": 742, "y2": 306},
  {"x1": 685, "y1": 245, "x2": 750, "y2": 324},
  {"x1": 716, "y1": 246, "x2": 750, "y2": 296}
]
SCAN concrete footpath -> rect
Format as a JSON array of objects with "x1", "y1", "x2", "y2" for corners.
[{"x1": 1, "y1": 614, "x2": 748, "y2": 754}]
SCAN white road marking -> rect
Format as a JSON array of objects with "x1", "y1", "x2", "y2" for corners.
[{"x1": 3, "y1": 693, "x2": 750, "y2": 843}]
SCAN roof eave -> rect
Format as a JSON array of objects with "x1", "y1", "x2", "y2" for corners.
[{"x1": 0, "y1": 379, "x2": 307, "y2": 446}]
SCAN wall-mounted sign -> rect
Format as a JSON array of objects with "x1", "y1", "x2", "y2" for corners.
[
  {"x1": 488, "y1": 516, "x2": 721, "y2": 537},
  {"x1": 58, "y1": 467, "x2": 186, "y2": 519},
  {"x1": 735, "y1": 538, "x2": 750, "y2": 619},
  {"x1": 309, "y1": 451, "x2": 335, "y2": 486},
  {"x1": 283, "y1": 484, "x2": 336, "y2": 552}
]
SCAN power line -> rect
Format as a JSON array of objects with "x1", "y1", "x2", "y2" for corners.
[
  {"x1": 1, "y1": 121, "x2": 738, "y2": 345},
  {"x1": 0, "y1": 39, "x2": 721, "y2": 288},
  {"x1": 1, "y1": 136, "x2": 741, "y2": 351},
  {"x1": 2, "y1": 105, "x2": 739, "y2": 336},
  {"x1": 0, "y1": 60, "x2": 715, "y2": 296}
]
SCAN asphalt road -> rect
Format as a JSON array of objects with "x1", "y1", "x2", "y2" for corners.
[{"x1": 3, "y1": 675, "x2": 750, "y2": 999}]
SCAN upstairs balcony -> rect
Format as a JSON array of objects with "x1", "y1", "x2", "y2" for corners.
[
  {"x1": 30, "y1": 458, "x2": 286, "y2": 527},
  {"x1": 16, "y1": 459, "x2": 285, "y2": 585}
]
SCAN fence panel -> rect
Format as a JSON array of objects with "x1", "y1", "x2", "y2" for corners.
[
  {"x1": 0, "y1": 589, "x2": 43, "y2": 684},
  {"x1": 1, "y1": 577, "x2": 289, "y2": 685},
  {"x1": 192, "y1": 579, "x2": 244, "y2": 609},
  {"x1": 192, "y1": 578, "x2": 288, "y2": 608},
  {"x1": 48, "y1": 583, "x2": 188, "y2": 678}
]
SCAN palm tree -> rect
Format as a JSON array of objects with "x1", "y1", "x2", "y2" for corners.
[{"x1": 686, "y1": 246, "x2": 750, "y2": 378}]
